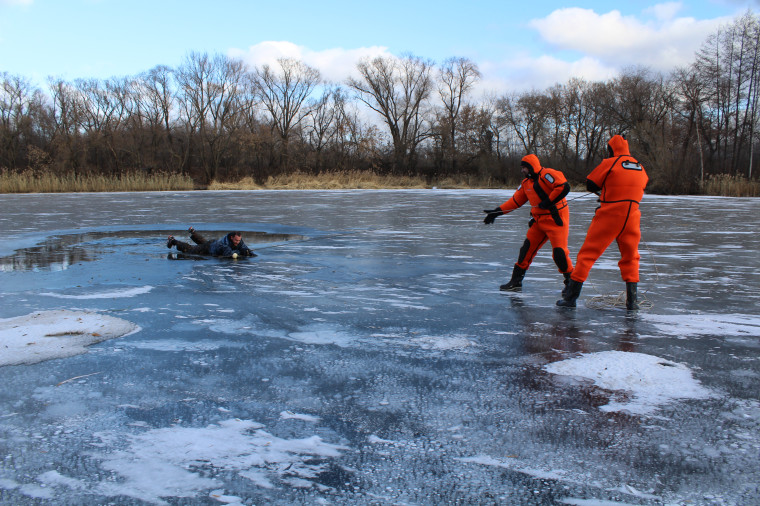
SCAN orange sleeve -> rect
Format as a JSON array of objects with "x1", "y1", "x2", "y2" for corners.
[
  {"x1": 586, "y1": 159, "x2": 613, "y2": 189},
  {"x1": 500, "y1": 184, "x2": 528, "y2": 213}
]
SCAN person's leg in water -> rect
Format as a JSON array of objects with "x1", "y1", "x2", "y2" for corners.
[
  {"x1": 167, "y1": 231, "x2": 211, "y2": 255},
  {"x1": 188, "y1": 227, "x2": 208, "y2": 245}
]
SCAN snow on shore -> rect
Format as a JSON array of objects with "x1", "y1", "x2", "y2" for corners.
[{"x1": 0, "y1": 310, "x2": 139, "y2": 366}]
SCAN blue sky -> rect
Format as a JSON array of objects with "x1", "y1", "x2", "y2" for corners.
[{"x1": 1, "y1": 0, "x2": 758, "y2": 95}]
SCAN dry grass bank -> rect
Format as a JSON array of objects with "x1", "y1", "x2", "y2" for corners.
[
  {"x1": 700, "y1": 174, "x2": 760, "y2": 197},
  {"x1": 3, "y1": 168, "x2": 758, "y2": 196},
  {"x1": 0, "y1": 170, "x2": 195, "y2": 193},
  {"x1": 208, "y1": 170, "x2": 501, "y2": 190}
]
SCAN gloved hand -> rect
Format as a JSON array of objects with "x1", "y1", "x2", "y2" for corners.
[
  {"x1": 538, "y1": 200, "x2": 551, "y2": 209},
  {"x1": 483, "y1": 208, "x2": 504, "y2": 224}
]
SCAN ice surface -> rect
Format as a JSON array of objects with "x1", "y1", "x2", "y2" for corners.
[{"x1": 0, "y1": 190, "x2": 759, "y2": 504}]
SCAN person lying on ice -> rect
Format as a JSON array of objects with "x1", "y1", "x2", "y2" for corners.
[
  {"x1": 167, "y1": 228, "x2": 256, "y2": 258},
  {"x1": 483, "y1": 154, "x2": 573, "y2": 292},
  {"x1": 556, "y1": 134, "x2": 648, "y2": 310}
]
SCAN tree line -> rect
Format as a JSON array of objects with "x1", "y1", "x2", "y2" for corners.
[{"x1": 2, "y1": 11, "x2": 759, "y2": 193}]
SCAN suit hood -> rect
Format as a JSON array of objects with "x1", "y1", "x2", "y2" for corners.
[
  {"x1": 607, "y1": 135, "x2": 631, "y2": 157},
  {"x1": 520, "y1": 154, "x2": 542, "y2": 178}
]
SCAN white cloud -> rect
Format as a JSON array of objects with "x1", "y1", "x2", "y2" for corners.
[
  {"x1": 528, "y1": 7, "x2": 727, "y2": 73},
  {"x1": 645, "y1": 2, "x2": 684, "y2": 21},
  {"x1": 226, "y1": 3, "x2": 734, "y2": 98},
  {"x1": 476, "y1": 53, "x2": 617, "y2": 96},
  {"x1": 0, "y1": 0, "x2": 33, "y2": 5},
  {"x1": 229, "y1": 41, "x2": 392, "y2": 84}
]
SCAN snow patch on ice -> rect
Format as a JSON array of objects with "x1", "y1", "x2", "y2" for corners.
[
  {"x1": 37, "y1": 471, "x2": 85, "y2": 491},
  {"x1": 90, "y1": 418, "x2": 347, "y2": 503},
  {"x1": 124, "y1": 339, "x2": 244, "y2": 352},
  {"x1": 560, "y1": 498, "x2": 644, "y2": 506},
  {"x1": 643, "y1": 313, "x2": 760, "y2": 338},
  {"x1": 286, "y1": 328, "x2": 356, "y2": 347},
  {"x1": 280, "y1": 411, "x2": 320, "y2": 423},
  {"x1": 0, "y1": 310, "x2": 140, "y2": 366},
  {"x1": 368, "y1": 435, "x2": 396, "y2": 444},
  {"x1": 208, "y1": 489, "x2": 244, "y2": 504},
  {"x1": 408, "y1": 334, "x2": 477, "y2": 351},
  {"x1": 40, "y1": 285, "x2": 153, "y2": 299},
  {"x1": 457, "y1": 455, "x2": 566, "y2": 481},
  {"x1": 544, "y1": 351, "x2": 715, "y2": 415}
]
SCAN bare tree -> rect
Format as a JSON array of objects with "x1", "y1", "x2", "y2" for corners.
[
  {"x1": 251, "y1": 58, "x2": 321, "y2": 172},
  {"x1": 47, "y1": 77, "x2": 86, "y2": 172},
  {"x1": 304, "y1": 85, "x2": 341, "y2": 172},
  {"x1": 348, "y1": 54, "x2": 434, "y2": 173},
  {"x1": 0, "y1": 73, "x2": 45, "y2": 169},
  {"x1": 176, "y1": 52, "x2": 247, "y2": 182},
  {"x1": 331, "y1": 88, "x2": 381, "y2": 170},
  {"x1": 497, "y1": 90, "x2": 551, "y2": 154},
  {"x1": 132, "y1": 65, "x2": 181, "y2": 170},
  {"x1": 437, "y1": 57, "x2": 481, "y2": 172}
]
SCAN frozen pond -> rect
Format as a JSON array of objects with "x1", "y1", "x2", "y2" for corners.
[{"x1": 0, "y1": 189, "x2": 759, "y2": 505}]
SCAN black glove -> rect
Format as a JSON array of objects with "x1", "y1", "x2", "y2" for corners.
[
  {"x1": 483, "y1": 208, "x2": 503, "y2": 224},
  {"x1": 538, "y1": 200, "x2": 551, "y2": 209}
]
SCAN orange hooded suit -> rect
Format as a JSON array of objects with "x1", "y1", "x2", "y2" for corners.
[
  {"x1": 571, "y1": 135, "x2": 648, "y2": 283},
  {"x1": 498, "y1": 154, "x2": 573, "y2": 274}
]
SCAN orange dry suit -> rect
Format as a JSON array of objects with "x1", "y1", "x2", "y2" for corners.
[
  {"x1": 570, "y1": 135, "x2": 648, "y2": 283},
  {"x1": 498, "y1": 154, "x2": 573, "y2": 273}
]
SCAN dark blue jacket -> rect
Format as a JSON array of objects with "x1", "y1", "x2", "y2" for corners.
[{"x1": 208, "y1": 234, "x2": 253, "y2": 257}]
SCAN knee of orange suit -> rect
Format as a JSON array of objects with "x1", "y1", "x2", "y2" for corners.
[{"x1": 552, "y1": 247, "x2": 572, "y2": 273}]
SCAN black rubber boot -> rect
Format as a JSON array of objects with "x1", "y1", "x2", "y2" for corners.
[
  {"x1": 561, "y1": 272, "x2": 572, "y2": 298},
  {"x1": 626, "y1": 282, "x2": 640, "y2": 310},
  {"x1": 556, "y1": 280, "x2": 583, "y2": 308},
  {"x1": 500, "y1": 265, "x2": 526, "y2": 291}
]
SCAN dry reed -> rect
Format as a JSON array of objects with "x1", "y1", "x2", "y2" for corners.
[
  {"x1": 4, "y1": 168, "x2": 758, "y2": 195},
  {"x1": 700, "y1": 174, "x2": 760, "y2": 197},
  {"x1": 207, "y1": 170, "x2": 508, "y2": 190},
  {"x1": 0, "y1": 170, "x2": 195, "y2": 193},
  {"x1": 209, "y1": 170, "x2": 428, "y2": 190}
]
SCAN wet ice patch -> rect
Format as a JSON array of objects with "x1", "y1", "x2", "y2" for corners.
[
  {"x1": 544, "y1": 351, "x2": 715, "y2": 415},
  {"x1": 644, "y1": 313, "x2": 760, "y2": 338},
  {"x1": 0, "y1": 310, "x2": 139, "y2": 366},
  {"x1": 40, "y1": 286, "x2": 153, "y2": 299},
  {"x1": 91, "y1": 418, "x2": 347, "y2": 503}
]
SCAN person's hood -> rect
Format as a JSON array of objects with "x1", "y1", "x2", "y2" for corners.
[
  {"x1": 520, "y1": 154, "x2": 542, "y2": 178},
  {"x1": 607, "y1": 135, "x2": 631, "y2": 157}
]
